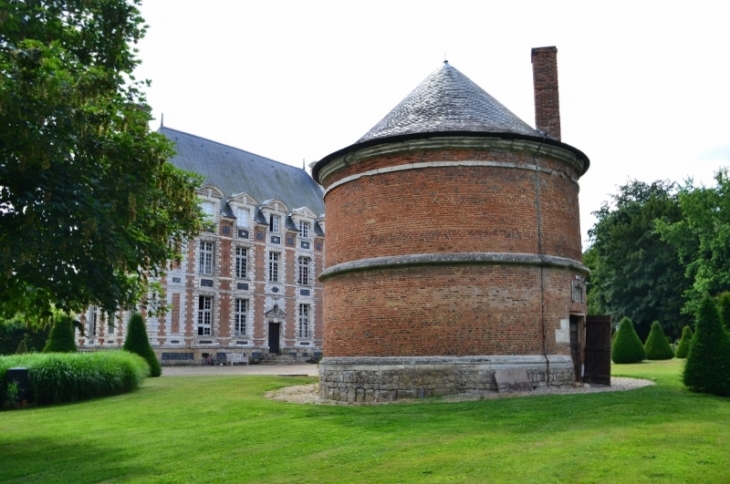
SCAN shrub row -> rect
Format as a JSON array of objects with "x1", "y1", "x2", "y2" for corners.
[{"x1": 1, "y1": 351, "x2": 149, "y2": 406}]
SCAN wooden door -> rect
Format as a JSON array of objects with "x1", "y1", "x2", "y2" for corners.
[
  {"x1": 268, "y1": 322, "x2": 280, "y2": 354},
  {"x1": 584, "y1": 315, "x2": 612, "y2": 385}
]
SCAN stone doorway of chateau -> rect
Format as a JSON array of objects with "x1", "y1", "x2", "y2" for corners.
[{"x1": 268, "y1": 322, "x2": 281, "y2": 354}]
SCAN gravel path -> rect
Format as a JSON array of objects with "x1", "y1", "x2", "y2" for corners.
[{"x1": 159, "y1": 366, "x2": 654, "y2": 405}]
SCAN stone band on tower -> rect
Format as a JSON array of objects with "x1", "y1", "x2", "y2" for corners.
[{"x1": 313, "y1": 49, "x2": 590, "y2": 402}]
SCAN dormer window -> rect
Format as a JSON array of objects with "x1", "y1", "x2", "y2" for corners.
[
  {"x1": 236, "y1": 207, "x2": 249, "y2": 228},
  {"x1": 200, "y1": 201, "x2": 215, "y2": 220},
  {"x1": 269, "y1": 214, "x2": 280, "y2": 233},
  {"x1": 299, "y1": 221, "x2": 310, "y2": 239}
]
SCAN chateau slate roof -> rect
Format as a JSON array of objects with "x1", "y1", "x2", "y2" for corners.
[
  {"x1": 358, "y1": 62, "x2": 541, "y2": 142},
  {"x1": 159, "y1": 127, "x2": 325, "y2": 216}
]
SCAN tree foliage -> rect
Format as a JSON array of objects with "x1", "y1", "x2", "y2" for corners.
[
  {"x1": 0, "y1": 0, "x2": 203, "y2": 324},
  {"x1": 683, "y1": 297, "x2": 730, "y2": 396},
  {"x1": 43, "y1": 315, "x2": 77, "y2": 353},
  {"x1": 123, "y1": 312, "x2": 160, "y2": 377},
  {"x1": 586, "y1": 181, "x2": 692, "y2": 340},
  {"x1": 644, "y1": 321, "x2": 674, "y2": 360},
  {"x1": 611, "y1": 317, "x2": 646, "y2": 364},
  {"x1": 674, "y1": 325, "x2": 693, "y2": 359},
  {"x1": 717, "y1": 292, "x2": 730, "y2": 334},
  {"x1": 657, "y1": 170, "x2": 730, "y2": 316}
]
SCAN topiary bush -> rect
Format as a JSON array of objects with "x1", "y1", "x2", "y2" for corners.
[
  {"x1": 0, "y1": 318, "x2": 50, "y2": 355},
  {"x1": 43, "y1": 315, "x2": 77, "y2": 353},
  {"x1": 123, "y1": 312, "x2": 161, "y2": 377},
  {"x1": 675, "y1": 325, "x2": 693, "y2": 359},
  {"x1": 718, "y1": 292, "x2": 730, "y2": 334},
  {"x1": 15, "y1": 340, "x2": 28, "y2": 354},
  {"x1": 644, "y1": 321, "x2": 675, "y2": 360},
  {"x1": 0, "y1": 351, "x2": 149, "y2": 407},
  {"x1": 683, "y1": 297, "x2": 730, "y2": 396},
  {"x1": 611, "y1": 317, "x2": 646, "y2": 364}
]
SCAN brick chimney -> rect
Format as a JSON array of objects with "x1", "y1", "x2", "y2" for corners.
[{"x1": 531, "y1": 46, "x2": 561, "y2": 141}]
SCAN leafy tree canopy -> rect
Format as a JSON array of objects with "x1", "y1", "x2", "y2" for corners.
[
  {"x1": 0, "y1": 0, "x2": 203, "y2": 325},
  {"x1": 657, "y1": 170, "x2": 730, "y2": 316},
  {"x1": 586, "y1": 180, "x2": 692, "y2": 340}
]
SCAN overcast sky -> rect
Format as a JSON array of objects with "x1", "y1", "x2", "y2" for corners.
[{"x1": 135, "y1": 0, "x2": 729, "y2": 247}]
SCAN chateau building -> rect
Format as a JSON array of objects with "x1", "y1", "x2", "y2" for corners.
[
  {"x1": 315, "y1": 47, "x2": 590, "y2": 401},
  {"x1": 77, "y1": 127, "x2": 326, "y2": 363}
]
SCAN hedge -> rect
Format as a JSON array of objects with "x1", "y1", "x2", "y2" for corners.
[
  {"x1": 675, "y1": 326, "x2": 693, "y2": 359},
  {"x1": 644, "y1": 321, "x2": 674, "y2": 360},
  {"x1": 1, "y1": 351, "x2": 149, "y2": 407},
  {"x1": 683, "y1": 297, "x2": 730, "y2": 396},
  {"x1": 43, "y1": 315, "x2": 77, "y2": 353},
  {"x1": 611, "y1": 317, "x2": 646, "y2": 364},
  {"x1": 123, "y1": 312, "x2": 162, "y2": 377}
]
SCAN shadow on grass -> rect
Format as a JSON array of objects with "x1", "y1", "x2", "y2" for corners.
[{"x1": 0, "y1": 436, "x2": 153, "y2": 484}]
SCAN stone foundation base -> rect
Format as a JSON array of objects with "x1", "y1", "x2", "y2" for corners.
[{"x1": 319, "y1": 355, "x2": 575, "y2": 403}]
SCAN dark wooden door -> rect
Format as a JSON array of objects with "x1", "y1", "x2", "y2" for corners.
[
  {"x1": 268, "y1": 322, "x2": 280, "y2": 354},
  {"x1": 584, "y1": 315, "x2": 612, "y2": 385}
]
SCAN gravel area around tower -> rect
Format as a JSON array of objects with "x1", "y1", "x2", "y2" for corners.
[
  {"x1": 265, "y1": 377, "x2": 655, "y2": 405},
  {"x1": 159, "y1": 366, "x2": 653, "y2": 405}
]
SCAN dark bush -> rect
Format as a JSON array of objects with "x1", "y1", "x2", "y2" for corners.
[
  {"x1": 683, "y1": 297, "x2": 730, "y2": 396},
  {"x1": 718, "y1": 292, "x2": 730, "y2": 333},
  {"x1": 675, "y1": 326, "x2": 693, "y2": 359},
  {"x1": 0, "y1": 318, "x2": 50, "y2": 355},
  {"x1": 15, "y1": 340, "x2": 28, "y2": 354},
  {"x1": 0, "y1": 351, "x2": 149, "y2": 406},
  {"x1": 123, "y1": 312, "x2": 161, "y2": 377},
  {"x1": 644, "y1": 321, "x2": 675, "y2": 360},
  {"x1": 43, "y1": 315, "x2": 77, "y2": 353},
  {"x1": 611, "y1": 317, "x2": 646, "y2": 364}
]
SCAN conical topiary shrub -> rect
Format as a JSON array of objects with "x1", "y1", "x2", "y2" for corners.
[
  {"x1": 611, "y1": 317, "x2": 646, "y2": 363},
  {"x1": 719, "y1": 292, "x2": 730, "y2": 333},
  {"x1": 683, "y1": 297, "x2": 730, "y2": 396},
  {"x1": 43, "y1": 315, "x2": 78, "y2": 353},
  {"x1": 644, "y1": 321, "x2": 674, "y2": 360},
  {"x1": 675, "y1": 325, "x2": 693, "y2": 359},
  {"x1": 123, "y1": 312, "x2": 162, "y2": 377},
  {"x1": 15, "y1": 340, "x2": 28, "y2": 354}
]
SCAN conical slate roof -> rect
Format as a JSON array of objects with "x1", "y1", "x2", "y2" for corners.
[{"x1": 358, "y1": 61, "x2": 541, "y2": 142}]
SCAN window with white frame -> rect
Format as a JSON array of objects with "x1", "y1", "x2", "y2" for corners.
[
  {"x1": 269, "y1": 214, "x2": 280, "y2": 233},
  {"x1": 236, "y1": 207, "x2": 249, "y2": 228},
  {"x1": 235, "y1": 247, "x2": 247, "y2": 278},
  {"x1": 200, "y1": 201, "x2": 215, "y2": 220},
  {"x1": 197, "y1": 296, "x2": 212, "y2": 336},
  {"x1": 269, "y1": 252, "x2": 280, "y2": 282},
  {"x1": 89, "y1": 306, "x2": 98, "y2": 337},
  {"x1": 299, "y1": 220, "x2": 310, "y2": 239},
  {"x1": 234, "y1": 299, "x2": 248, "y2": 336},
  {"x1": 107, "y1": 312, "x2": 115, "y2": 335},
  {"x1": 298, "y1": 256, "x2": 311, "y2": 285},
  {"x1": 298, "y1": 304, "x2": 310, "y2": 338},
  {"x1": 199, "y1": 241, "x2": 213, "y2": 275}
]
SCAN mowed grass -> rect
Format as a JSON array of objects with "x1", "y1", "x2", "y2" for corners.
[{"x1": 1, "y1": 360, "x2": 728, "y2": 483}]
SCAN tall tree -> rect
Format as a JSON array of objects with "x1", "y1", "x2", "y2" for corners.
[
  {"x1": 586, "y1": 180, "x2": 692, "y2": 340},
  {"x1": 657, "y1": 170, "x2": 730, "y2": 316},
  {"x1": 0, "y1": 0, "x2": 203, "y2": 324}
]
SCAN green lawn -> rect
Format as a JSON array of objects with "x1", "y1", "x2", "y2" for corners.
[{"x1": 1, "y1": 359, "x2": 728, "y2": 483}]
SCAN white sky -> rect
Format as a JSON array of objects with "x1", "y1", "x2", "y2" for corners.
[{"x1": 135, "y1": 0, "x2": 730, "y2": 248}]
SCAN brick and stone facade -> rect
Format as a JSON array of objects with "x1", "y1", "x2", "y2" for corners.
[
  {"x1": 313, "y1": 48, "x2": 590, "y2": 402},
  {"x1": 77, "y1": 128, "x2": 325, "y2": 364}
]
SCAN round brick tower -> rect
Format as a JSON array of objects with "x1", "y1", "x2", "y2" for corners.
[{"x1": 313, "y1": 48, "x2": 590, "y2": 402}]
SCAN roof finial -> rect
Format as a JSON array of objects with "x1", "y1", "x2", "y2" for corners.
[
  {"x1": 160, "y1": 112, "x2": 164, "y2": 128},
  {"x1": 302, "y1": 159, "x2": 305, "y2": 170},
  {"x1": 444, "y1": 52, "x2": 448, "y2": 64}
]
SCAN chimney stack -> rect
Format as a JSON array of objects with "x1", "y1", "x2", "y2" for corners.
[{"x1": 531, "y1": 46, "x2": 561, "y2": 141}]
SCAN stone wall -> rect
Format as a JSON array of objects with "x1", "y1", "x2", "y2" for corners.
[{"x1": 319, "y1": 355, "x2": 575, "y2": 403}]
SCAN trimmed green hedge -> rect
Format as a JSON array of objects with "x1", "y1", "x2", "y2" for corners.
[
  {"x1": 1, "y1": 351, "x2": 149, "y2": 407},
  {"x1": 675, "y1": 326, "x2": 693, "y2": 359},
  {"x1": 683, "y1": 297, "x2": 730, "y2": 396},
  {"x1": 0, "y1": 318, "x2": 50, "y2": 355},
  {"x1": 644, "y1": 321, "x2": 675, "y2": 360},
  {"x1": 612, "y1": 317, "x2": 646, "y2": 364},
  {"x1": 123, "y1": 312, "x2": 162, "y2": 377},
  {"x1": 43, "y1": 315, "x2": 77, "y2": 353}
]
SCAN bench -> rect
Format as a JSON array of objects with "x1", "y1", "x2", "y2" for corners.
[{"x1": 226, "y1": 353, "x2": 248, "y2": 366}]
